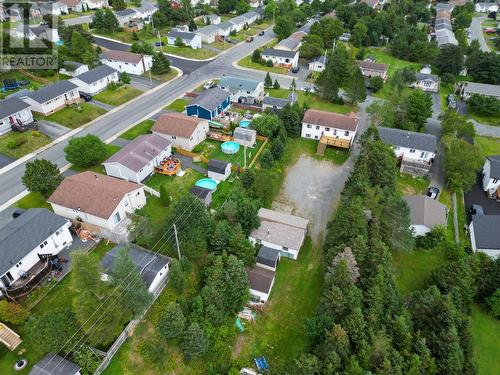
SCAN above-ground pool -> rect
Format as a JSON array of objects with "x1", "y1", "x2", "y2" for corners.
[
  {"x1": 195, "y1": 178, "x2": 218, "y2": 191},
  {"x1": 239, "y1": 120, "x2": 251, "y2": 128},
  {"x1": 221, "y1": 141, "x2": 240, "y2": 154}
]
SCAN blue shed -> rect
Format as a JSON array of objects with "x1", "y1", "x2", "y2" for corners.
[{"x1": 186, "y1": 87, "x2": 231, "y2": 120}]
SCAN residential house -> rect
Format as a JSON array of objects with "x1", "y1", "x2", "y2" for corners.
[
  {"x1": 0, "y1": 208, "x2": 72, "y2": 295},
  {"x1": 152, "y1": 112, "x2": 209, "y2": 151},
  {"x1": 190, "y1": 186, "x2": 213, "y2": 206},
  {"x1": 460, "y1": 82, "x2": 500, "y2": 100},
  {"x1": 70, "y1": 64, "x2": 119, "y2": 95},
  {"x1": 173, "y1": 24, "x2": 189, "y2": 32},
  {"x1": 100, "y1": 50, "x2": 153, "y2": 75},
  {"x1": 167, "y1": 30, "x2": 202, "y2": 49},
  {"x1": 261, "y1": 48, "x2": 299, "y2": 69},
  {"x1": 85, "y1": 0, "x2": 109, "y2": 10},
  {"x1": 301, "y1": 109, "x2": 359, "y2": 149},
  {"x1": 241, "y1": 11, "x2": 259, "y2": 24},
  {"x1": 470, "y1": 214, "x2": 500, "y2": 258},
  {"x1": 403, "y1": 195, "x2": 448, "y2": 236},
  {"x1": 358, "y1": 60, "x2": 389, "y2": 81},
  {"x1": 308, "y1": 55, "x2": 328, "y2": 72},
  {"x1": 435, "y1": 28, "x2": 458, "y2": 47},
  {"x1": 275, "y1": 32, "x2": 305, "y2": 52},
  {"x1": 219, "y1": 76, "x2": 265, "y2": 103},
  {"x1": 103, "y1": 134, "x2": 172, "y2": 183},
  {"x1": 256, "y1": 246, "x2": 281, "y2": 271},
  {"x1": 134, "y1": 4, "x2": 158, "y2": 22},
  {"x1": 7, "y1": 4, "x2": 23, "y2": 22},
  {"x1": 32, "y1": 25, "x2": 62, "y2": 45},
  {"x1": 378, "y1": 126, "x2": 437, "y2": 176},
  {"x1": 248, "y1": 208, "x2": 309, "y2": 260},
  {"x1": 0, "y1": 98, "x2": 34, "y2": 135},
  {"x1": 29, "y1": 354, "x2": 81, "y2": 375},
  {"x1": 10, "y1": 25, "x2": 38, "y2": 41},
  {"x1": 262, "y1": 93, "x2": 297, "y2": 111},
  {"x1": 114, "y1": 8, "x2": 138, "y2": 26},
  {"x1": 39, "y1": 2, "x2": 69, "y2": 16},
  {"x1": 60, "y1": 0, "x2": 85, "y2": 12},
  {"x1": 229, "y1": 15, "x2": 248, "y2": 32},
  {"x1": 475, "y1": 2, "x2": 499, "y2": 13},
  {"x1": 413, "y1": 72, "x2": 440, "y2": 93},
  {"x1": 207, "y1": 159, "x2": 231, "y2": 181},
  {"x1": 246, "y1": 265, "x2": 275, "y2": 304},
  {"x1": 361, "y1": 0, "x2": 382, "y2": 9},
  {"x1": 205, "y1": 14, "x2": 221, "y2": 25},
  {"x1": 59, "y1": 61, "x2": 90, "y2": 77},
  {"x1": 482, "y1": 155, "x2": 500, "y2": 199},
  {"x1": 339, "y1": 32, "x2": 351, "y2": 42},
  {"x1": 435, "y1": 9, "x2": 458, "y2": 47},
  {"x1": 233, "y1": 126, "x2": 256, "y2": 147},
  {"x1": 101, "y1": 244, "x2": 170, "y2": 294},
  {"x1": 217, "y1": 21, "x2": 235, "y2": 36},
  {"x1": 197, "y1": 24, "x2": 221, "y2": 43},
  {"x1": 48, "y1": 171, "x2": 146, "y2": 242},
  {"x1": 21, "y1": 80, "x2": 80, "y2": 116},
  {"x1": 249, "y1": 0, "x2": 263, "y2": 7},
  {"x1": 185, "y1": 87, "x2": 231, "y2": 121}
]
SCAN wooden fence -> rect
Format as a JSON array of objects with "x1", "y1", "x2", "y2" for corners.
[
  {"x1": 175, "y1": 147, "x2": 209, "y2": 164},
  {"x1": 16, "y1": 68, "x2": 51, "y2": 84}
]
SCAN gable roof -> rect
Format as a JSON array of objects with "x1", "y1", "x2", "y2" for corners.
[
  {"x1": 404, "y1": 195, "x2": 447, "y2": 229},
  {"x1": 29, "y1": 353, "x2": 81, "y2": 375},
  {"x1": 0, "y1": 97, "x2": 31, "y2": 118},
  {"x1": 472, "y1": 215, "x2": 500, "y2": 250},
  {"x1": 104, "y1": 134, "x2": 171, "y2": 173},
  {"x1": 487, "y1": 155, "x2": 500, "y2": 179},
  {"x1": 262, "y1": 48, "x2": 297, "y2": 59},
  {"x1": 311, "y1": 55, "x2": 328, "y2": 64},
  {"x1": 59, "y1": 0, "x2": 82, "y2": 7},
  {"x1": 218, "y1": 21, "x2": 234, "y2": 30},
  {"x1": 303, "y1": 109, "x2": 359, "y2": 132},
  {"x1": 241, "y1": 11, "x2": 259, "y2": 19},
  {"x1": 115, "y1": 8, "x2": 137, "y2": 17},
  {"x1": 167, "y1": 30, "x2": 198, "y2": 40},
  {"x1": 230, "y1": 15, "x2": 248, "y2": 25},
  {"x1": 219, "y1": 76, "x2": 261, "y2": 92},
  {"x1": 358, "y1": 60, "x2": 389, "y2": 72},
  {"x1": 378, "y1": 126, "x2": 437, "y2": 152},
  {"x1": 0, "y1": 209, "x2": 69, "y2": 277},
  {"x1": 251, "y1": 220, "x2": 306, "y2": 250},
  {"x1": 48, "y1": 171, "x2": 142, "y2": 219},
  {"x1": 208, "y1": 159, "x2": 229, "y2": 173},
  {"x1": 263, "y1": 96, "x2": 289, "y2": 108},
  {"x1": 258, "y1": 208, "x2": 308, "y2": 230},
  {"x1": 246, "y1": 266, "x2": 275, "y2": 294},
  {"x1": 190, "y1": 186, "x2": 212, "y2": 199},
  {"x1": 73, "y1": 64, "x2": 117, "y2": 84},
  {"x1": 257, "y1": 246, "x2": 280, "y2": 268},
  {"x1": 101, "y1": 50, "x2": 144, "y2": 64},
  {"x1": 233, "y1": 126, "x2": 256, "y2": 141},
  {"x1": 275, "y1": 37, "x2": 301, "y2": 51},
  {"x1": 26, "y1": 80, "x2": 77, "y2": 104},
  {"x1": 415, "y1": 72, "x2": 439, "y2": 82},
  {"x1": 197, "y1": 24, "x2": 221, "y2": 35},
  {"x1": 463, "y1": 82, "x2": 500, "y2": 98},
  {"x1": 153, "y1": 112, "x2": 204, "y2": 138},
  {"x1": 188, "y1": 87, "x2": 230, "y2": 112}
]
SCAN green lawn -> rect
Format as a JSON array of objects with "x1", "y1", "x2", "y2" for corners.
[
  {"x1": 0, "y1": 71, "x2": 43, "y2": 100},
  {"x1": 289, "y1": 138, "x2": 349, "y2": 165},
  {"x1": 144, "y1": 168, "x2": 203, "y2": 202},
  {"x1": 439, "y1": 83, "x2": 456, "y2": 111},
  {"x1": 238, "y1": 55, "x2": 289, "y2": 74},
  {"x1": 120, "y1": 120, "x2": 155, "y2": 140},
  {"x1": 93, "y1": 86, "x2": 143, "y2": 106},
  {"x1": 468, "y1": 110, "x2": 500, "y2": 127},
  {"x1": 43, "y1": 103, "x2": 107, "y2": 129},
  {"x1": 14, "y1": 192, "x2": 52, "y2": 210},
  {"x1": 0, "y1": 131, "x2": 51, "y2": 159},
  {"x1": 475, "y1": 136, "x2": 500, "y2": 159},
  {"x1": 145, "y1": 68, "x2": 179, "y2": 83},
  {"x1": 365, "y1": 47, "x2": 420, "y2": 77},
  {"x1": 397, "y1": 174, "x2": 429, "y2": 195},
  {"x1": 194, "y1": 138, "x2": 264, "y2": 168},
  {"x1": 165, "y1": 98, "x2": 190, "y2": 112},
  {"x1": 471, "y1": 305, "x2": 500, "y2": 375},
  {"x1": 161, "y1": 45, "x2": 217, "y2": 59},
  {"x1": 70, "y1": 144, "x2": 121, "y2": 174}
]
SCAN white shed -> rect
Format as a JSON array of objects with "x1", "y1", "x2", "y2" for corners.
[
  {"x1": 233, "y1": 127, "x2": 256, "y2": 147},
  {"x1": 207, "y1": 159, "x2": 231, "y2": 181}
]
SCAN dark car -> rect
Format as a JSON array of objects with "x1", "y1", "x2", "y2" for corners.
[
  {"x1": 426, "y1": 186, "x2": 440, "y2": 199},
  {"x1": 291, "y1": 66, "x2": 300, "y2": 73},
  {"x1": 258, "y1": 30, "x2": 265, "y2": 36},
  {"x1": 79, "y1": 92, "x2": 92, "y2": 102},
  {"x1": 470, "y1": 204, "x2": 484, "y2": 216},
  {"x1": 154, "y1": 41, "x2": 165, "y2": 47}
]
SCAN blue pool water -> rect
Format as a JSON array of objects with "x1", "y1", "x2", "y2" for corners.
[
  {"x1": 195, "y1": 178, "x2": 217, "y2": 191},
  {"x1": 239, "y1": 120, "x2": 251, "y2": 128},
  {"x1": 221, "y1": 141, "x2": 240, "y2": 154}
]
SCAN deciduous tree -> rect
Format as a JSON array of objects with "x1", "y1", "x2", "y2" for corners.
[
  {"x1": 22, "y1": 158, "x2": 62, "y2": 197},
  {"x1": 64, "y1": 134, "x2": 108, "y2": 167}
]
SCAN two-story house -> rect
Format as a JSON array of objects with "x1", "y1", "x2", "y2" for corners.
[
  {"x1": 185, "y1": 87, "x2": 231, "y2": 121},
  {"x1": 152, "y1": 112, "x2": 209, "y2": 151},
  {"x1": 219, "y1": 76, "x2": 265, "y2": 103},
  {"x1": 100, "y1": 50, "x2": 153, "y2": 75},
  {"x1": 261, "y1": 48, "x2": 299, "y2": 69},
  {"x1": 482, "y1": 155, "x2": 500, "y2": 199}
]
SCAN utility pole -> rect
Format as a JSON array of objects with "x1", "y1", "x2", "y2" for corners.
[
  {"x1": 244, "y1": 145, "x2": 247, "y2": 168},
  {"x1": 173, "y1": 224, "x2": 181, "y2": 260}
]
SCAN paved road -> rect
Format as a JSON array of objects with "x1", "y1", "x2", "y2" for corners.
[
  {"x1": 469, "y1": 16, "x2": 499, "y2": 54},
  {"x1": 426, "y1": 93, "x2": 446, "y2": 191}
]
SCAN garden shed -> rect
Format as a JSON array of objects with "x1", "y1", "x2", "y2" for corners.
[{"x1": 233, "y1": 127, "x2": 256, "y2": 147}]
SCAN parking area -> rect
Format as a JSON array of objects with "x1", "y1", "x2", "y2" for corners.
[{"x1": 464, "y1": 178, "x2": 500, "y2": 222}]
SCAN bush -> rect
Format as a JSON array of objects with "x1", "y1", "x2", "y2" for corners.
[
  {"x1": 159, "y1": 184, "x2": 170, "y2": 206},
  {"x1": 181, "y1": 323, "x2": 208, "y2": 359},
  {"x1": 415, "y1": 226, "x2": 446, "y2": 249},
  {"x1": 259, "y1": 149, "x2": 274, "y2": 168},
  {"x1": 119, "y1": 71, "x2": 131, "y2": 84},
  {"x1": 158, "y1": 302, "x2": 186, "y2": 339},
  {"x1": 230, "y1": 30, "x2": 236, "y2": 36},
  {"x1": 355, "y1": 47, "x2": 366, "y2": 60},
  {"x1": 6, "y1": 136, "x2": 26, "y2": 149},
  {"x1": 22, "y1": 158, "x2": 63, "y2": 197},
  {"x1": 468, "y1": 94, "x2": 500, "y2": 116},
  {"x1": 441, "y1": 73, "x2": 455, "y2": 85},
  {"x1": 486, "y1": 290, "x2": 500, "y2": 318},
  {"x1": 107, "y1": 82, "x2": 118, "y2": 91},
  {"x1": 139, "y1": 338, "x2": 166, "y2": 369},
  {"x1": 64, "y1": 134, "x2": 108, "y2": 167},
  {"x1": 370, "y1": 76, "x2": 384, "y2": 93},
  {"x1": 266, "y1": 59, "x2": 274, "y2": 67},
  {"x1": 31, "y1": 130, "x2": 42, "y2": 137},
  {"x1": 0, "y1": 300, "x2": 29, "y2": 325}
]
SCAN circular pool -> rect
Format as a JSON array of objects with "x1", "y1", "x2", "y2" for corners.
[
  {"x1": 239, "y1": 119, "x2": 251, "y2": 128},
  {"x1": 195, "y1": 178, "x2": 218, "y2": 191},
  {"x1": 221, "y1": 141, "x2": 240, "y2": 154}
]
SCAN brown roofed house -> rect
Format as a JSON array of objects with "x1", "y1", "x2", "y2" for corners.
[
  {"x1": 246, "y1": 266, "x2": 275, "y2": 304},
  {"x1": 358, "y1": 60, "x2": 389, "y2": 81},
  {"x1": 403, "y1": 195, "x2": 448, "y2": 237},
  {"x1": 152, "y1": 112, "x2": 209, "y2": 151}
]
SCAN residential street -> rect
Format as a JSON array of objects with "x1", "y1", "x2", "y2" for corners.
[{"x1": 469, "y1": 16, "x2": 499, "y2": 54}]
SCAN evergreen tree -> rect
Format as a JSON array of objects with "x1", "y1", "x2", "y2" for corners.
[
  {"x1": 264, "y1": 72, "x2": 273, "y2": 88},
  {"x1": 181, "y1": 323, "x2": 208, "y2": 359},
  {"x1": 158, "y1": 302, "x2": 185, "y2": 339},
  {"x1": 345, "y1": 66, "x2": 367, "y2": 104},
  {"x1": 70, "y1": 30, "x2": 90, "y2": 57},
  {"x1": 152, "y1": 52, "x2": 171, "y2": 75},
  {"x1": 103, "y1": 9, "x2": 120, "y2": 33},
  {"x1": 259, "y1": 149, "x2": 274, "y2": 168},
  {"x1": 273, "y1": 79, "x2": 280, "y2": 89},
  {"x1": 112, "y1": 0, "x2": 126, "y2": 10}
]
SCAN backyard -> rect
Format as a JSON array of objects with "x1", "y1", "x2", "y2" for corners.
[
  {"x1": 193, "y1": 138, "x2": 264, "y2": 168},
  {"x1": 0, "y1": 71, "x2": 44, "y2": 100},
  {"x1": 0, "y1": 130, "x2": 51, "y2": 159},
  {"x1": 41, "y1": 103, "x2": 107, "y2": 129},
  {"x1": 93, "y1": 85, "x2": 143, "y2": 106}
]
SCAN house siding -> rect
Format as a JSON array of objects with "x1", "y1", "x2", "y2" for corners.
[
  {"x1": 0, "y1": 107, "x2": 34, "y2": 135},
  {"x1": 153, "y1": 123, "x2": 208, "y2": 151},
  {"x1": 101, "y1": 55, "x2": 153, "y2": 75},
  {"x1": 248, "y1": 237, "x2": 300, "y2": 260},
  {"x1": 185, "y1": 97, "x2": 231, "y2": 120},
  {"x1": 301, "y1": 121, "x2": 356, "y2": 146},
  {"x1": 70, "y1": 71, "x2": 119, "y2": 95},
  {"x1": 21, "y1": 88, "x2": 80, "y2": 115},
  {"x1": 482, "y1": 159, "x2": 500, "y2": 197}
]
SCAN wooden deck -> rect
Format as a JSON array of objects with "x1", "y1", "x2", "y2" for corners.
[
  {"x1": 0, "y1": 323, "x2": 22, "y2": 351},
  {"x1": 317, "y1": 135, "x2": 351, "y2": 155}
]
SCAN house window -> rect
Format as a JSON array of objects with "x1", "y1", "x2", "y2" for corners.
[
  {"x1": 137, "y1": 191, "x2": 140, "y2": 196},
  {"x1": 344, "y1": 131, "x2": 349, "y2": 136},
  {"x1": 113, "y1": 212, "x2": 121, "y2": 224},
  {"x1": 493, "y1": 178, "x2": 499, "y2": 184},
  {"x1": 124, "y1": 201, "x2": 129, "y2": 207},
  {"x1": 314, "y1": 135, "x2": 318, "y2": 139},
  {"x1": 172, "y1": 135, "x2": 177, "y2": 139},
  {"x1": 409, "y1": 149, "x2": 416, "y2": 153},
  {"x1": 420, "y1": 151, "x2": 428, "y2": 158},
  {"x1": 282, "y1": 246, "x2": 289, "y2": 250},
  {"x1": 326, "y1": 127, "x2": 330, "y2": 132},
  {"x1": 305, "y1": 133, "x2": 311, "y2": 138},
  {"x1": 315, "y1": 126, "x2": 320, "y2": 130},
  {"x1": 333, "y1": 130, "x2": 337, "y2": 135},
  {"x1": 307, "y1": 124, "x2": 311, "y2": 128}
]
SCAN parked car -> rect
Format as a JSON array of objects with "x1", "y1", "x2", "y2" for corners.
[
  {"x1": 291, "y1": 66, "x2": 300, "y2": 73},
  {"x1": 470, "y1": 204, "x2": 484, "y2": 216},
  {"x1": 154, "y1": 41, "x2": 165, "y2": 47},
  {"x1": 258, "y1": 31, "x2": 265, "y2": 36},
  {"x1": 426, "y1": 186, "x2": 440, "y2": 199},
  {"x1": 447, "y1": 94, "x2": 457, "y2": 109},
  {"x1": 79, "y1": 92, "x2": 92, "y2": 102},
  {"x1": 246, "y1": 36, "x2": 254, "y2": 43},
  {"x1": 203, "y1": 81, "x2": 215, "y2": 90}
]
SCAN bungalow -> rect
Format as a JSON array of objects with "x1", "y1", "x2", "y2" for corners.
[
  {"x1": 60, "y1": 0, "x2": 86, "y2": 12},
  {"x1": 219, "y1": 76, "x2": 265, "y2": 103},
  {"x1": 60, "y1": 61, "x2": 90, "y2": 77},
  {"x1": 100, "y1": 50, "x2": 153, "y2": 75},
  {"x1": 114, "y1": 8, "x2": 138, "y2": 26},
  {"x1": 185, "y1": 87, "x2": 231, "y2": 121},
  {"x1": 308, "y1": 55, "x2": 328, "y2": 72},
  {"x1": 30, "y1": 25, "x2": 61, "y2": 44},
  {"x1": 197, "y1": 24, "x2": 221, "y2": 43},
  {"x1": 207, "y1": 159, "x2": 231, "y2": 181},
  {"x1": 475, "y1": 2, "x2": 499, "y2": 13},
  {"x1": 101, "y1": 244, "x2": 170, "y2": 294},
  {"x1": 249, "y1": 208, "x2": 309, "y2": 260},
  {"x1": 152, "y1": 112, "x2": 209, "y2": 151},
  {"x1": 262, "y1": 93, "x2": 297, "y2": 111},
  {"x1": 0, "y1": 208, "x2": 72, "y2": 295},
  {"x1": 404, "y1": 195, "x2": 448, "y2": 236},
  {"x1": 21, "y1": 80, "x2": 80, "y2": 116},
  {"x1": 39, "y1": 2, "x2": 69, "y2": 16},
  {"x1": 470, "y1": 214, "x2": 500, "y2": 258},
  {"x1": 246, "y1": 266, "x2": 275, "y2": 305},
  {"x1": 0, "y1": 97, "x2": 34, "y2": 135},
  {"x1": 103, "y1": 134, "x2": 172, "y2": 183},
  {"x1": 205, "y1": 14, "x2": 221, "y2": 25},
  {"x1": 358, "y1": 60, "x2": 389, "y2": 81},
  {"x1": 218, "y1": 21, "x2": 235, "y2": 36},
  {"x1": 241, "y1": 11, "x2": 259, "y2": 24},
  {"x1": 435, "y1": 28, "x2": 458, "y2": 47},
  {"x1": 482, "y1": 155, "x2": 500, "y2": 199},
  {"x1": 275, "y1": 36, "x2": 302, "y2": 52},
  {"x1": 378, "y1": 126, "x2": 437, "y2": 177},
  {"x1": 85, "y1": 0, "x2": 109, "y2": 10},
  {"x1": 229, "y1": 15, "x2": 248, "y2": 32},
  {"x1": 460, "y1": 82, "x2": 500, "y2": 100},
  {"x1": 190, "y1": 186, "x2": 213, "y2": 206},
  {"x1": 301, "y1": 109, "x2": 359, "y2": 149},
  {"x1": 70, "y1": 64, "x2": 119, "y2": 95},
  {"x1": 48, "y1": 171, "x2": 146, "y2": 242},
  {"x1": 167, "y1": 30, "x2": 202, "y2": 49},
  {"x1": 233, "y1": 126, "x2": 256, "y2": 147},
  {"x1": 261, "y1": 48, "x2": 299, "y2": 69},
  {"x1": 413, "y1": 72, "x2": 440, "y2": 93},
  {"x1": 256, "y1": 246, "x2": 281, "y2": 271},
  {"x1": 29, "y1": 354, "x2": 81, "y2": 375}
]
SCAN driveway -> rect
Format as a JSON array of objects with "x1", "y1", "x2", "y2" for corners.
[
  {"x1": 174, "y1": 154, "x2": 208, "y2": 175},
  {"x1": 130, "y1": 74, "x2": 161, "y2": 90},
  {"x1": 425, "y1": 93, "x2": 446, "y2": 191},
  {"x1": 89, "y1": 99, "x2": 114, "y2": 111},
  {"x1": 464, "y1": 180, "x2": 500, "y2": 222},
  {"x1": 0, "y1": 154, "x2": 15, "y2": 169},
  {"x1": 38, "y1": 121, "x2": 71, "y2": 139}
]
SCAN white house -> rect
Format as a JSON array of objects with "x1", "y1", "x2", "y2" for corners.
[
  {"x1": 403, "y1": 195, "x2": 448, "y2": 236},
  {"x1": 60, "y1": 61, "x2": 89, "y2": 77},
  {"x1": 21, "y1": 80, "x2": 80, "y2": 116},
  {"x1": 100, "y1": 50, "x2": 153, "y2": 75},
  {"x1": 70, "y1": 64, "x2": 118, "y2": 95},
  {"x1": 475, "y1": 2, "x2": 499, "y2": 13},
  {"x1": 152, "y1": 112, "x2": 209, "y2": 151},
  {"x1": 308, "y1": 55, "x2": 327, "y2": 72},
  {"x1": 261, "y1": 48, "x2": 299, "y2": 69},
  {"x1": 30, "y1": 25, "x2": 61, "y2": 44},
  {"x1": 0, "y1": 209, "x2": 72, "y2": 293},
  {"x1": 207, "y1": 159, "x2": 231, "y2": 181},
  {"x1": 205, "y1": 14, "x2": 221, "y2": 25},
  {"x1": 39, "y1": 2, "x2": 69, "y2": 16},
  {"x1": 358, "y1": 60, "x2": 389, "y2": 81},
  {"x1": 197, "y1": 24, "x2": 221, "y2": 43},
  {"x1": 241, "y1": 11, "x2": 259, "y2": 24},
  {"x1": 29, "y1": 354, "x2": 81, "y2": 375},
  {"x1": 460, "y1": 82, "x2": 500, "y2": 101},
  {"x1": 233, "y1": 127, "x2": 256, "y2": 147},
  {"x1": 167, "y1": 30, "x2": 202, "y2": 49},
  {"x1": 101, "y1": 244, "x2": 170, "y2": 294},
  {"x1": 470, "y1": 214, "x2": 500, "y2": 258},
  {"x1": 301, "y1": 109, "x2": 359, "y2": 149},
  {"x1": 0, "y1": 98, "x2": 34, "y2": 135},
  {"x1": 246, "y1": 266, "x2": 275, "y2": 305},
  {"x1": 413, "y1": 72, "x2": 440, "y2": 93},
  {"x1": 229, "y1": 15, "x2": 248, "y2": 32},
  {"x1": 134, "y1": 4, "x2": 158, "y2": 22},
  {"x1": 103, "y1": 134, "x2": 172, "y2": 183},
  {"x1": 114, "y1": 8, "x2": 138, "y2": 26},
  {"x1": 482, "y1": 155, "x2": 500, "y2": 199},
  {"x1": 217, "y1": 21, "x2": 234, "y2": 36},
  {"x1": 60, "y1": 0, "x2": 86, "y2": 12},
  {"x1": 48, "y1": 171, "x2": 146, "y2": 242},
  {"x1": 85, "y1": 0, "x2": 109, "y2": 10},
  {"x1": 248, "y1": 208, "x2": 309, "y2": 260},
  {"x1": 219, "y1": 76, "x2": 265, "y2": 103}
]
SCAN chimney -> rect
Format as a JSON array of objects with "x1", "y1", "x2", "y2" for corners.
[
  {"x1": 267, "y1": 228, "x2": 270, "y2": 237},
  {"x1": 94, "y1": 174, "x2": 99, "y2": 180}
]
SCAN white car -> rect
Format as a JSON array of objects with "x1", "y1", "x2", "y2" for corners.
[{"x1": 203, "y1": 81, "x2": 215, "y2": 90}]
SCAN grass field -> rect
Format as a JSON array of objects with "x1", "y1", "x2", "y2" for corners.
[
  {"x1": 0, "y1": 131, "x2": 51, "y2": 159},
  {"x1": 289, "y1": 138, "x2": 350, "y2": 165},
  {"x1": 471, "y1": 305, "x2": 500, "y2": 375},
  {"x1": 145, "y1": 168, "x2": 203, "y2": 203},
  {"x1": 397, "y1": 174, "x2": 429, "y2": 195},
  {"x1": 0, "y1": 71, "x2": 44, "y2": 100},
  {"x1": 119, "y1": 119, "x2": 155, "y2": 140},
  {"x1": 475, "y1": 135, "x2": 500, "y2": 159},
  {"x1": 162, "y1": 45, "x2": 218, "y2": 59},
  {"x1": 238, "y1": 55, "x2": 289, "y2": 74},
  {"x1": 194, "y1": 138, "x2": 264, "y2": 167},
  {"x1": 43, "y1": 103, "x2": 107, "y2": 129},
  {"x1": 93, "y1": 85, "x2": 143, "y2": 106},
  {"x1": 165, "y1": 98, "x2": 190, "y2": 112},
  {"x1": 469, "y1": 110, "x2": 500, "y2": 126},
  {"x1": 365, "y1": 47, "x2": 420, "y2": 76},
  {"x1": 145, "y1": 68, "x2": 179, "y2": 83}
]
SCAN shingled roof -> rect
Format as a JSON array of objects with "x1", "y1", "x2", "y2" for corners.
[
  {"x1": 378, "y1": 126, "x2": 437, "y2": 152},
  {"x1": 471, "y1": 215, "x2": 500, "y2": 250},
  {"x1": 188, "y1": 87, "x2": 230, "y2": 112},
  {"x1": 404, "y1": 195, "x2": 448, "y2": 229},
  {"x1": 153, "y1": 112, "x2": 204, "y2": 138},
  {"x1": 0, "y1": 97, "x2": 30, "y2": 118},
  {"x1": 246, "y1": 266, "x2": 275, "y2": 294},
  {"x1": 73, "y1": 64, "x2": 117, "y2": 84},
  {"x1": 303, "y1": 109, "x2": 359, "y2": 132},
  {"x1": 486, "y1": 155, "x2": 500, "y2": 179},
  {"x1": 101, "y1": 50, "x2": 144, "y2": 64}
]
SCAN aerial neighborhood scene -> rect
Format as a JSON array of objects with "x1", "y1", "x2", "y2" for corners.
[{"x1": 1, "y1": 0, "x2": 500, "y2": 374}]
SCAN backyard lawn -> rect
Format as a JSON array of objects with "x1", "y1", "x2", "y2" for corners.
[
  {"x1": 471, "y1": 305, "x2": 500, "y2": 375},
  {"x1": 0, "y1": 71, "x2": 44, "y2": 99},
  {"x1": 165, "y1": 98, "x2": 190, "y2": 112},
  {"x1": 469, "y1": 110, "x2": 500, "y2": 127},
  {"x1": 93, "y1": 85, "x2": 143, "y2": 106},
  {"x1": 365, "y1": 47, "x2": 420, "y2": 76},
  {"x1": 43, "y1": 103, "x2": 107, "y2": 129},
  {"x1": 0, "y1": 131, "x2": 51, "y2": 159},
  {"x1": 194, "y1": 138, "x2": 264, "y2": 168},
  {"x1": 119, "y1": 119, "x2": 155, "y2": 140},
  {"x1": 289, "y1": 138, "x2": 350, "y2": 165},
  {"x1": 475, "y1": 135, "x2": 500, "y2": 159},
  {"x1": 397, "y1": 174, "x2": 429, "y2": 195},
  {"x1": 145, "y1": 168, "x2": 203, "y2": 203}
]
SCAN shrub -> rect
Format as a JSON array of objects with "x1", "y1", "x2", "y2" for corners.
[
  {"x1": 441, "y1": 72, "x2": 455, "y2": 85},
  {"x1": 486, "y1": 290, "x2": 500, "y2": 318},
  {"x1": 64, "y1": 134, "x2": 108, "y2": 167},
  {"x1": 119, "y1": 71, "x2": 131, "y2": 84},
  {"x1": 181, "y1": 323, "x2": 208, "y2": 359},
  {"x1": 266, "y1": 59, "x2": 274, "y2": 67},
  {"x1": 158, "y1": 302, "x2": 185, "y2": 339},
  {"x1": 0, "y1": 300, "x2": 29, "y2": 325},
  {"x1": 415, "y1": 226, "x2": 446, "y2": 249},
  {"x1": 107, "y1": 82, "x2": 118, "y2": 91},
  {"x1": 31, "y1": 130, "x2": 42, "y2": 137},
  {"x1": 6, "y1": 136, "x2": 26, "y2": 149},
  {"x1": 159, "y1": 184, "x2": 170, "y2": 206},
  {"x1": 370, "y1": 76, "x2": 384, "y2": 93},
  {"x1": 355, "y1": 47, "x2": 366, "y2": 60},
  {"x1": 230, "y1": 30, "x2": 236, "y2": 36},
  {"x1": 139, "y1": 338, "x2": 166, "y2": 369},
  {"x1": 259, "y1": 149, "x2": 274, "y2": 168}
]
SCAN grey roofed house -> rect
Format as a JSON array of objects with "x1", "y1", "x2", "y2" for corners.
[
  {"x1": 167, "y1": 30, "x2": 198, "y2": 41},
  {"x1": 208, "y1": 159, "x2": 229, "y2": 173},
  {"x1": 218, "y1": 21, "x2": 234, "y2": 31},
  {"x1": 275, "y1": 37, "x2": 301, "y2": 51},
  {"x1": 415, "y1": 72, "x2": 439, "y2": 82},
  {"x1": 219, "y1": 76, "x2": 261, "y2": 92},
  {"x1": 7, "y1": 89, "x2": 31, "y2": 100},
  {"x1": 29, "y1": 353, "x2": 81, "y2": 375},
  {"x1": 103, "y1": 134, "x2": 171, "y2": 173},
  {"x1": 190, "y1": 87, "x2": 230, "y2": 112},
  {"x1": 258, "y1": 207, "x2": 309, "y2": 229},
  {"x1": 101, "y1": 244, "x2": 170, "y2": 289},
  {"x1": 241, "y1": 11, "x2": 259, "y2": 20},
  {"x1": 73, "y1": 64, "x2": 117, "y2": 84},
  {"x1": 487, "y1": 155, "x2": 500, "y2": 179},
  {"x1": 436, "y1": 29, "x2": 458, "y2": 47},
  {"x1": 26, "y1": 80, "x2": 78, "y2": 104},
  {"x1": 64, "y1": 60, "x2": 86, "y2": 69},
  {"x1": 263, "y1": 96, "x2": 290, "y2": 109},
  {"x1": 378, "y1": 126, "x2": 437, "y2": 152},
  {"x1": 471, "y1": 215, "x2": 500, "y2": 250},
  {"x1": 462, "y1": 82, "x2": 500, "y2": 98},
  {"x1": 197, "y1": 24, "x2": 221, "y2": 36},
  {"x1": 312, "y1": 55, "x2": 328, "y2": 65},
  {"x1": 262, "y1": 48, "x2": 297, "y2": 59},
  {"x1": 230, "y1": 15, "x2": 248, "y2": 25},
  {"x1": 246, "y1": 266, "x2": 275, "y2": 294},
  {"x1": 298, "y1": 19, "x2": 316, "y2": 34},
  {"x1": 403, "y1": 195, "x2": 448, "y2": 229},
  {"x1": 251, "y1": 221, "x2": 306, "y2": 250},
  {"x1": 206, "y1": 14, "x2": 220, "y2": 22},
  {"x1": 257, "y1": 246, "x2": 280, "y2": 269},
  {"x1": 0, "y1": 209, "x2": 69, "y2": 277},
  {"x1": 0, "y1": 97, "x2": 31, "y2": 118},
  {"x1": 115, "y1": 8, "x2": 137, "y2": 17},
  {"x1": 190, "y1": 186, "x2": 212, "y2": 206},
  {"x1": 233, "y1": 127, "x2": 256, "y2": 142}
]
